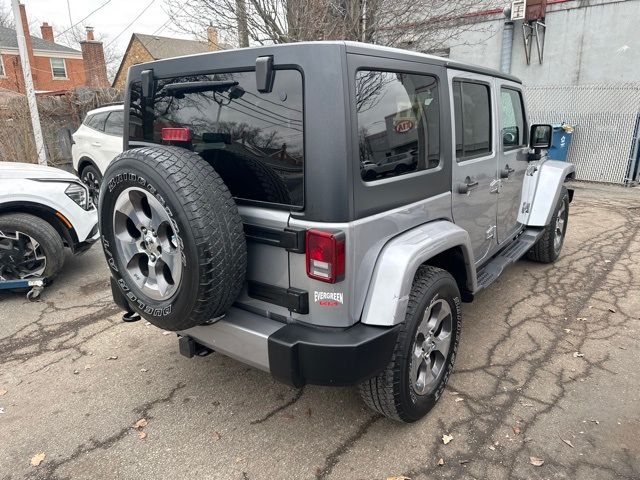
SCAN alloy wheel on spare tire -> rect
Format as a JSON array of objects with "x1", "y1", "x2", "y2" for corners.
[{"x1": 99, "y1": 146, "x2": 247, "y2": 331}]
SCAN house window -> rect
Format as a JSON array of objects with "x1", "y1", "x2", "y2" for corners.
[
  {"x1": 50, "y1": 58, "x2": 67, "y2": 79},
  {"x1": 0, "y1": 55, "x2": 5, "y2": 76}
]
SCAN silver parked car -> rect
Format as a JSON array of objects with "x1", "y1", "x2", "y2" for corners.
[{"x1": 99, "y1": 42, "x2": 574, "y2": 422}]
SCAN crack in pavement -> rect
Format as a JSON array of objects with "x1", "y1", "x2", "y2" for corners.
[
  {"x1": 25, "y1": 382, "x2": 187, "y2": 480},
  {"x1": 250, "y1": 387, "x2": 305, "y2": 425}
]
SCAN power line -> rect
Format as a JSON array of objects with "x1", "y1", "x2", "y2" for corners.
[
  {"x1": 58, "y1": 0, "x2": 112, "y2": 37},
  {"x1": 106, "y1": 0, "x2": 156, "y2": 48}
]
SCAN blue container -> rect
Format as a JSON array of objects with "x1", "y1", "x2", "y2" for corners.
[{"x1": 548, "y1": 123, "x2": 574, "y2": 161}]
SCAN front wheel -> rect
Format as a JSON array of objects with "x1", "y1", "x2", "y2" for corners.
[
  {"x1": 80, "y1": 164, "x2": 102, "y2": 206},
  {"x1": 0, "y1": 213, "x2": 65, "y2": 280},
  {"x1": 359, "y1": 265, "x2": 461, "y2": 422},
  {"x1": 527, "y1": 186, "x2": 570, "y2": 263}
]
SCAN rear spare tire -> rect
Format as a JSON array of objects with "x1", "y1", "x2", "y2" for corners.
[{"x1": 99, "y1": 146, "x2": 247, "y2": 331}]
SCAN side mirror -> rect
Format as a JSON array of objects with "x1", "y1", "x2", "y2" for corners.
[{"x1": 529, "y1": 124, "x2": 552, "y2": 149}]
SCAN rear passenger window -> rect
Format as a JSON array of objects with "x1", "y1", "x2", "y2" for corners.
[
  {"x1": 453, "y1": 81, "x2": 492, "y2": 160},
  {"x1": 500, "y1": 88, "x2": 527, "y2": 149},
  {"x1": 104, "y1": 111, "x2": 124, "y2": 136},
  {"x1": 84, "y1": 112, "x2": 107, "y2": 131},
  {"x1": 356, "y1": 70, "x2": 440, "y2": 182}
]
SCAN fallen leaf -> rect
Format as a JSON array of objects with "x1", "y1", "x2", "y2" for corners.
[
  {"x1": 0, "y1": 407, "x2": 5, "y2": 414},
  {"x1": 145, "y1": 321, "x2": 151, "y2": 326},
  {"x1": 512, "y1": 426, "x2": 521, "y2": 435},
  {"x1": 107, "y1": 356, "x2": 118, "y2": 360},
  {"x1": 305, "y1": 408, "x2": 312, "y2": 418},
  {"x1": 529, "y1": 456, "x2": 544, "y2": 467},
  {"x1": 387, "y1": 476, "x2": 411, "y2": 480},
  {"x1": 488, "y1": 445, "x2": 496, "y2": 451},
  {"x1": 619, "y1": 346, "x2": 627, "y2": 350},
  {"x1": 437, "y1": 458, "x2": 445, "y2": 466},
  {"x1": 73, "y1": 369, "x2": 79, "y2": 374},
  {"x1": 563, "y1": 328, "x2": 571, "y2": 333},
  {"x1": 0, "y1": 389, "x2": 7, "y2": 396},
  {"x1": 442, "y1": 434, "x2": 453, "y2": 445},
  {"x1": 30, "y1": 453, "x2": 46, "y2": 467},
  {"x1": 140, "y1": 368, "x2": 148, "y2": 372},
  {"x1": 454, "y1": 397, "x2": 464, "y2": 403},
  {"x1": 133, "y1": 418, "x2": 148, "y2": 429},
  {"x1": 162, "y1": 331, "x2": 171, "y2": 336},
  {"x1": 449, "y1": 391, "x2": 460, "y2": 396},
  {"x1": 573, "y1": 352, "x2": 584, "y2": 358},
  {"x1": 591, "y1": 419, "x2": 599, "y2": 425},
  {"x1": 138, "y1": 431, "x2": 147, "y2": 440},
  {"x1": 213, "y1": 431, "x2": 222, "y2": 441},
  {"x1": 608, "y1": 308, "x2": 616, "y2": 313},
  {"x1": 561, "y1": 438, "x2": 574, "y2": 448}
]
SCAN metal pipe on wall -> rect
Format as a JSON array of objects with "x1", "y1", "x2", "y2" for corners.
[{"x1": 500, "y1": 21, "x2": 515, "y2": 74}]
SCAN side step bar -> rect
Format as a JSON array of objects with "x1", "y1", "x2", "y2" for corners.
[{"x1": 476, "y1": 228, "x2": 544, "y2": 291}]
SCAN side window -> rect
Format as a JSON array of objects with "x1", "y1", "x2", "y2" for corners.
[
  {"x1": 356, "y1": 70, "x2": 440, "y2": 182},
  {"x1": 85, "y1": 112, "x2": 107, "y2": 131},
  {"x1": 500, "y1": 88, "x2": 527, "y2": 149},
  {"x1": 453, "y1": 80, "x2": 492, "y2": 161},
  {"x1": 104, "y1": 111, "x2": 124, "y2": 136}
]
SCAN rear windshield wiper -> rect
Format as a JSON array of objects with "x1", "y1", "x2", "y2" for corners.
[{"x1": 162, "y1": 80, "x2": 239, "y2": 96}]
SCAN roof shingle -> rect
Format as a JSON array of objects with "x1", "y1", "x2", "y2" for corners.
[{"x1": 0, "y1": 25, "x2": 81, "y2": 54}]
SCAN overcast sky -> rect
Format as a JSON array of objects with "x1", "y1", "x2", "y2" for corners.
[{"x1": 3, "y1": 0, "x2": 195, "y2": 57}]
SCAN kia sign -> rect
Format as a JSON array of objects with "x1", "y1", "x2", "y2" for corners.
[{"x1": 394, "y1": 120, "x2": 414, "y2": 134}]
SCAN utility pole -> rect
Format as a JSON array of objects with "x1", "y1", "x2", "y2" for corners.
[
  {"x1": 236, "y1": 0, "x2": 249, "y2": 47},
  {"x1": 11, "y1": 0, "x2": 47, "y2": 165}
]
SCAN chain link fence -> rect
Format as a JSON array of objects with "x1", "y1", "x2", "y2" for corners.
[{"x1": 525, "y1": 83, "x2": 640, "y2": 185}]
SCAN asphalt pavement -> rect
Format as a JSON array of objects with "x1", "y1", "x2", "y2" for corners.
[{"x1": 1, "y1": 182, "x2": 639, "y2": 480}]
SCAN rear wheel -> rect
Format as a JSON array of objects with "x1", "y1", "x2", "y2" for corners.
[
  {"x1": 80, "y1": 164, "x2": 102, "y2": 206},
  {"x1": 359, "y1": 266, "x2": 461, "y2": 422},
  {"x1": 100, "y1": 146, "x2": 247, "y2": 331},
  {"x1": 0, "y1": 213, "x2": 64, "y2": 280},
  {"x1": 527, "y1": 187, "x2": 570, "y2": 263}
]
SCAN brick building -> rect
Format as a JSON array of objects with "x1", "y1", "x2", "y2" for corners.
[
  {"x1": 113, "y1": 26, "x2": 224, "y2": 90},
  {"x1": 0, "y1": 3, "x2": 108, "y2": 94}
]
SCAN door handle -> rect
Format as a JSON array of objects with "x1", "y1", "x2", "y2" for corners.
[
  {"x1": 500, "y1": 165, "x2": 515, "y2": 178},
  {"x1": 458, "y1": 177, "x2": 479, "y2": 194}
]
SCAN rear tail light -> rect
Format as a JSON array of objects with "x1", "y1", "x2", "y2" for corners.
[
  {"x1": 162, "y1": 127, "x2": 191, "y2": 142},
  {"x1": 306, "y1": 230, "x2": 345, "y2": 283}
]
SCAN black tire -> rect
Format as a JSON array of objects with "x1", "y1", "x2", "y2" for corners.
[
  {"x1": 99, "y1": 146, "x2": 247, "y2": 331},
  {"x1": 527, "y1": 186, "x2": 570, "y2": 263},
  {"x1": 0, "y1": 213, "x2": 65, "y2": 279},
  {"x1": 358, "y1": 265, "x2": 462, "y2": 422},
  {"x1": 80, "y1": 163, "x2": 102, "y2": 206}
]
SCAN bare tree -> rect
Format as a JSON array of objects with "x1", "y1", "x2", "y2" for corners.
[{"x1": 164, "y1": 0, "x2": 492, "y2": 52}]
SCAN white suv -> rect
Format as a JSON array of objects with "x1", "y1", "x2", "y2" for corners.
[
  {"x1": 0, "y1": 162, "x2": 98, "y2": 280},
  {"x1": 72, "y1": 104, "x2": 124, "y2": 203}
]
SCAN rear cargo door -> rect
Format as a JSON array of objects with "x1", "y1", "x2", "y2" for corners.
[{"x1": 134, "y1": 69, "x2": 306, "y2": 319}]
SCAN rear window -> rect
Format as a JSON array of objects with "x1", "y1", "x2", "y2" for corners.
[
  {"x1": 84, "y1": 112, "x2": 108, "y2": 131},
  {"x1": 129, "y1": 70, "x2": 304, "y2": 208}
]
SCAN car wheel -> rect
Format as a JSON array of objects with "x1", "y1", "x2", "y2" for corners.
[
  {"x1": 81, "y1": 164, "x2": 102, "y2": 206},
  {"x1": 527, "y1": 186, "x2": 570, "y2": 263},
  {"x1": 0, "y1": 213, "x2": 65, "y2": 280},
  {"x1": 100, "y1": 146, "x2": 247, "y2": 331},
  {"x1": 358, "y1": 265, "x2": 461, "y2": 422}
]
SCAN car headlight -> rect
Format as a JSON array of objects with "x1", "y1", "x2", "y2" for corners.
[{"x1": 65, "y1": 183, "x2": 90, "y2": 210}]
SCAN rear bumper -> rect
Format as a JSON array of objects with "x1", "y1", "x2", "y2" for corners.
[
  {"x1": 179, "y1": 308, "x2": 400, "y2": 387},
  {"x1": 110, "y1": 278, "x2": 400, "y2": 387}
]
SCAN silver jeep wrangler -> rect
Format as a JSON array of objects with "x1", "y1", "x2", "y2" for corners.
[{"x1": 100, "y1": 42, "x2": 574, "y2": 422}]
